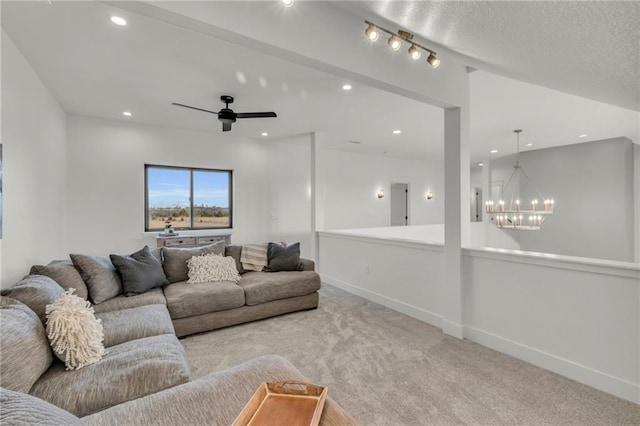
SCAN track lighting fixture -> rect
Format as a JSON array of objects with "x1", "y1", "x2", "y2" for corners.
[
  {"x1": 387, "y1": 35, "x2": 401, "y2": 51},
  {"x1": 427, "y1": 52, "x2": 441, "y2": 68},
  {"x1": 365, "y1": 23, "x2": 379, "y2": 41},
  {"x1": 364, "y1": 20, "x2": 440, "y2": 69},
  {"x1": 408, "y1": 45, "x2": 421, "y2": 60}
]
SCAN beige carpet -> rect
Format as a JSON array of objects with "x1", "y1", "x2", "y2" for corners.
[{"x1": 181, "y1": 285, "x2": 640, "y2": 425}]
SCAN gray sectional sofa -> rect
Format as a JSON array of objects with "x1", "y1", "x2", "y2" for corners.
[{"x1": 0, "y1": 243, "x2": 356, "y2": 425}]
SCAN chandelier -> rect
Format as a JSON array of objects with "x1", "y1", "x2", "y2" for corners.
[{"x1": 485, "y1": 130, "x2": 554, "y2": 230}]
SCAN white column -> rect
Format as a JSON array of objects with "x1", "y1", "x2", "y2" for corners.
[
  {"x1": 442, "y1": 107, "x2": 468, "y2": 339},
  {"x1": 310, "y1": 132, "x2": 326, "y2": 265}
]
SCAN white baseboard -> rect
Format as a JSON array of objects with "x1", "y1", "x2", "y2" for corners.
[
  {"x1": 321, "y1": 274, "x2": 442, "y2": 329},
  {"x1": 321, "y1": 274, "x2": 639, "y2": 405},
  {"x1": 464, "y1": 326, "x2": 640, "y2": 404},
  {"x1": 442, "y1": 319, "x2": 464, "y2": 339}
]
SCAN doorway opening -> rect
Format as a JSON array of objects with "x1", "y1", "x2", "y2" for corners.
[{"x1": 390, "y1": 183, "x2": 408, "y2": 226}]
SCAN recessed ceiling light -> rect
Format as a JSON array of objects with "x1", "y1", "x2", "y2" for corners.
[
  {"x1": 282, "y1": 0, "x2": 294, "y2": 7},
  {"x1": 579, "y1": 134, "x2": 588, "y2": 138},
  {"x1": 490, "y1": 149, "x2": 498, "y2": 154},
  {"x1": 525, "y1": 143, "x2": 533, "y2": 147},
  {"x1": 392, "y1": 130, "x2": 402, "y2": 134},
  {"x1": 122, "y1": 111, "x2": 132, "y2": 117},
  {"x1": 478, "y1": 162, "x2": 484, "y2": 167},
  {"x1": 342, "y1": 84, "x2": 352, "y2": 91},
  {"x1": 261, "y1": 132, "x2": 268, "y2": 137},
  {"x1": 348, "y1": 140, "x2": 362, "y2": 144},
  {"x1": 110, "y1": 16, "x2": 127, "y2": 26}
]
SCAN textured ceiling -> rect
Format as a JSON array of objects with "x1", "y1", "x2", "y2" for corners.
[
  {"x1": 345, "y1": 1, "x2": 640, "y2": 111},
  {"x1": 1, "y1": 1, "x2": 637, "y2": 164}
]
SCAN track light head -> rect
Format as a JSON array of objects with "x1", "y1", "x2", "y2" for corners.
[
  {"x1": 387, "y1": 35, "x2": 401, "y2": 51},
  {"x1": 365, "y1": 24, "x2": 379, "y2": 41},
  {"x1": 427, "y1": 52, "x2": 440, "y2": 68},
  {"x1": 408, "y1": 45, "x2": 421, "y2": 60}
]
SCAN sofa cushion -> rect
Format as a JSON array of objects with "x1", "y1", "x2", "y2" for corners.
[
  {"x1": 30, "y1": 260, "x2": 89, "y2": 300},
  {"x1": 238, "y1": 271, "x2": 321, "y2": 306},
  {"x1": 162, "y1": 241, "x2": 225, "y2": 283},
  {"x1": 225, "y1": 244, "x2": 246, "y2": 274},
  {"x1": 267, "y1": 242, "x2": 303, "y2": 272},
  {"x1": 46, "y1": 290, "x2": 105, "y2": 370},
  {"x1": 110, "y1": 246, "x2": 168, "y2": 296},
  {"x1": 30, "y1": 334, "x2": 189, "y2": 417},
  {"x1": 96, "y1": 304, "x2": 175, "y2": 348},
  {"x1": 163, "y1": 280, "x2": 245, "y2": 319},
  {"x1": 1, "y1": 275, "x2": 65, "y2": 324},
  {"x1": 82, "y1": 355, "x2": 358, "y2": 426},
  {"x1": 0, "y1": 387, "x2": 84, "y2": 426},
  {"x1": 70, "y1": 254, "x2": 122, "y2": 304},
  {"x1": 92, "y1": 288, "x2": 166, "y2": 314},
  {"x1": 0, "y1": 297, "x2": 53, "y2": 393}
]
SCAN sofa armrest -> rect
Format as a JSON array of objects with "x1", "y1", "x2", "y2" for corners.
[
  {"x1": 82, "y1": 355, "x2": 358, "y2": 426},
  {"x1": 300, "y1": 258, "x2": 315, "y2": 271}
]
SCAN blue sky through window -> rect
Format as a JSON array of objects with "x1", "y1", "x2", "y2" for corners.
[{"x1": 147, "y1": 168, "x2": 229, "y2": 208}]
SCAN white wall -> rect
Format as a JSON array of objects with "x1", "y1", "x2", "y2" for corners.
[
  {"x1": 320, "y1": 149, "x2": 444, "y2": 231},
  {"x1": 488, "y1": 138, "x2": 635, "y2": 262},
  {"x1": 318, "y1": 231, "x2": 640, "y2": 403},
  {"x1": 1, "y1": 31, "x2": 68, "y2": 288},
  {"x1": 66, "y1": 115, "x2": 311, "y2": 258},
  {"x1": 463, "y1": 249, "x2": 639, "y2": 403}
]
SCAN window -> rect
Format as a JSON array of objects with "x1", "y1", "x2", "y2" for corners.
[{"x1": 145, "y1": 165, "x2": 232, "y2": 231}]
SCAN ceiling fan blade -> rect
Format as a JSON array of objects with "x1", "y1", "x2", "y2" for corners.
[
  {"x1": 171, "y1": 102, "x2": 219, "y2": 115},
  {"x1": 222, "y1": 122, "x2": 232, "y2": 132},
  {"x1": 236, "y1": 112, "x2": 277, "y2": 119}
]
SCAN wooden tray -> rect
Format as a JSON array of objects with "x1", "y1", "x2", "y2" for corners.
[{"x1": 233, "y1": 381, "x2": 328, "y2": 426}]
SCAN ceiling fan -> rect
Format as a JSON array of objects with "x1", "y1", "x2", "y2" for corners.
[{"x1": 171, "y1": 95, "x2": 277, "y2": 132}]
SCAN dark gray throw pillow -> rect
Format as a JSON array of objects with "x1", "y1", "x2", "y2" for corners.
[
  {"x1": 267, "y1": 242, "x2": 302, "y2": 272},
  {"x1": 110, "y1": 246, "x2": 169, "y2": 297}
]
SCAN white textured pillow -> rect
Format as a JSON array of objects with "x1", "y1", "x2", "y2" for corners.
[
  {"x1": 45, "y1": 289, "x2": 106, "y2": 370},
  {"x1": 187, "y1": 254, "x2": 241, "y2": 284}
]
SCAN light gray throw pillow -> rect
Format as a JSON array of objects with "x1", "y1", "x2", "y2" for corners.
[
  {"x1": 161, "y1": 241, "x2": 225, "y2": 283},
  {"x1": 30, "y1": 260, "x2": 89, "y2": 300},
  {"x1": 70, "y1": 254, "x2": 122, "y2": 304},
  {"x1": 0, "y1": 275, "x2": 65, "y2": 324},
  {"x1": 110, "y1": 246, "x2": 169, "y2": 296}
]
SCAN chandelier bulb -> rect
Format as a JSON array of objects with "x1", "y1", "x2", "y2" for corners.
[
  {"x1": 408, "y1": 45, "x2": 421, "y2": 60},
  {"x1": 365, "y1": 24, "x2": 379, "y2": 41}
]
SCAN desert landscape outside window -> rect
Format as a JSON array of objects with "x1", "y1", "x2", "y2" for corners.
[{"x1": 145, "y1": 164, "x2": 232, "y2": 231}]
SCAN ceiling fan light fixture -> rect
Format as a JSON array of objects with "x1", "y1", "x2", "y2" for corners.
[
  {"x1": 365, "y1": 23, "x2": 379, "y2": 41},
  {"x1": 427, "y1": 52, "x2": 440, "y2": 68},
  {"x1": 387, "y1": 35, "x2": 401, "y2": 50}
]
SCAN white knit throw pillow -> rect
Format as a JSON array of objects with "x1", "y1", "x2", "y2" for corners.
[
  {"x1": 45, "y1": 288, "x2": 106, "y2": 370},
  {"x1": 187, "y1": 253, "x2": 241, "y2": 284}
]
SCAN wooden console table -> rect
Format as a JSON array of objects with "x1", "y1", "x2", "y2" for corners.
[{"x1": 156, "y1": 233, "x2": 231, "y2": 248}]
